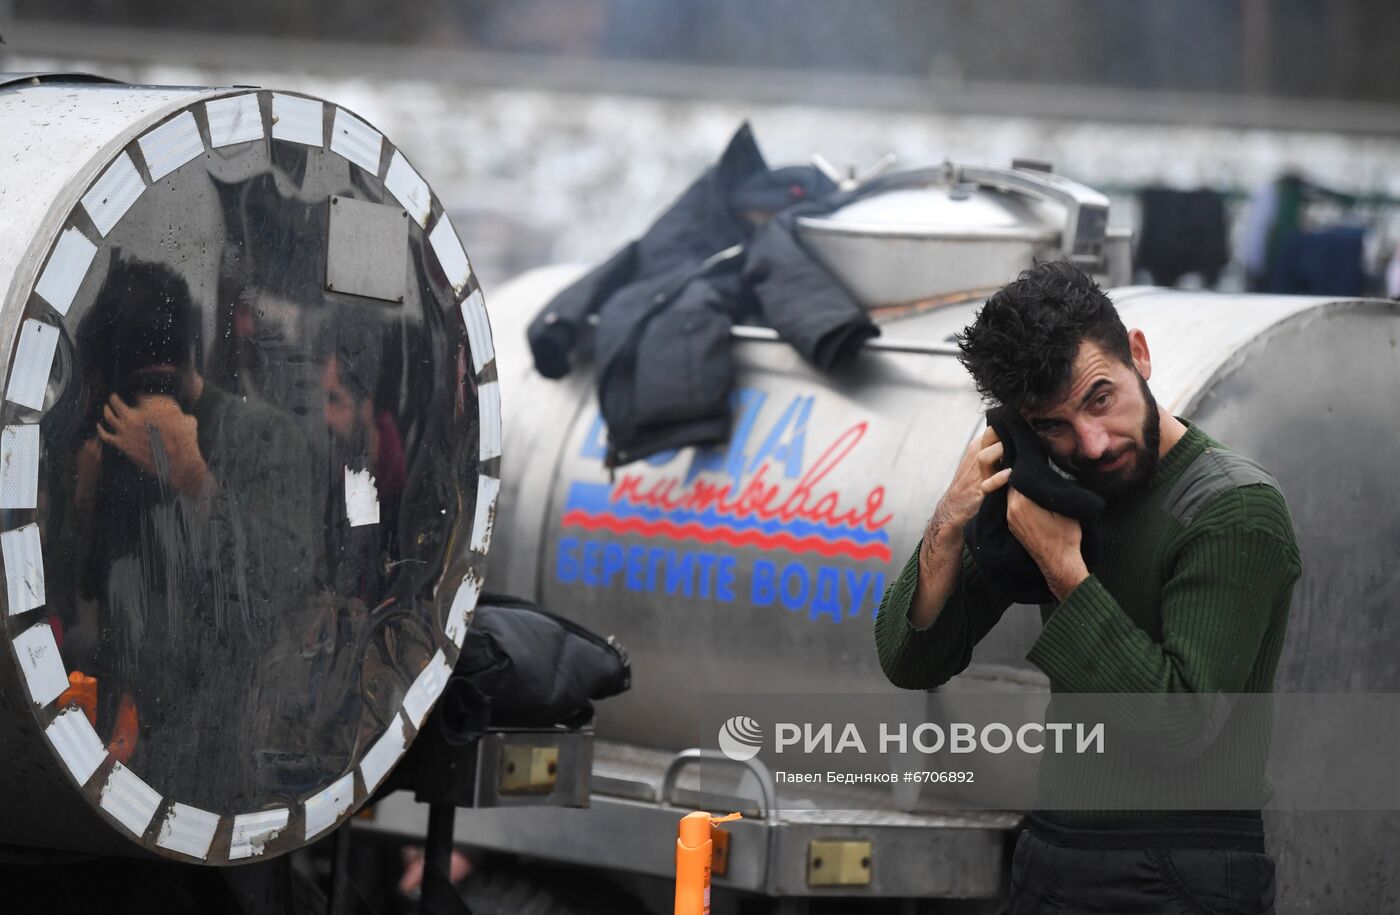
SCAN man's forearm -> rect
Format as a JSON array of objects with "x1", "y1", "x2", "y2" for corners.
[{"x1": 908, "y1": 509, "x2": 966, "y2": 629}]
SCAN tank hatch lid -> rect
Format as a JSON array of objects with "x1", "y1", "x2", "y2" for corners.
[
  {"x1": 798, "y1": 162, "x2": 1108, "y2": 257},
  {"x1": 794, "y1": 162, "x2": 1119, "y2": 309},
  {"x1": 799, "y1": 180, "x2": 1061, "y2": 243}
]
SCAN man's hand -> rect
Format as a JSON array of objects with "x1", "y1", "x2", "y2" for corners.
[
  {"x1": 930, "y1": 425, "x2": 1011, "y2": 537},
  {"x1": 909, "y1": 425, "x2": 1010, "y2": 629},
  {"x1": 97, "y1": 394, "x2": 211, "y2": 499},
  {"x1": 1006, "y1": 487, "x2": 1090, "y2": 601}
]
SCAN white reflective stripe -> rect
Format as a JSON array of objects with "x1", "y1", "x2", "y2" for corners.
[
  {"x1": 359, "y1": 714, "x2": 407, "y2": 794},
  {"x1": 229, "y1": 808, "x2": 289, "y2": 860},
  {"x1": 100, "y1": 762, "x2": 162, "y2": 838},
  {"x1": 478, "y1": 381, "x2": 501, "y2": 462},
  {"x1": 402, "y1": 649, "x2": 451, "y2": 730},
  {"x1": 460, "y1": 289, "x2": 494, "y2": 375},
  {"x1": 6, "y1": 319, "x2": 60, "y2": 412},
  {"x1": 0, "y1": 425, "x2": 41, "y2": 509},
  {"x1": 429, "y1": 215, "x2": 472, "y2": 296},
  {"x1": 206, "y1": 94, "x2": 264, "y2": 148},
  {"x1": 45, "y1": 707, "x2": 107, "y2": 786},
  {"x1": 384, "y1": 151, "x2": 430, "y2": 227},
  {"x1": 331, "y1": 107, "x2": 384, "y2": 175},
  {"x1": 157, "y1": 803, "x2": 220, "y2": 860},
  {"x1": 82, "y1": 152, "x2": 145, "y2": 237},
  {"x1": 138, "y1": 111, "x2": 204, "y2": 182},
  {"x1": 3, "y1": 523, "x2": 45, "y2": 615},
  {"x1": 445, "y1": 570, "x2": 481, "y2": 648},
  {"x1": 271, "y1": 94, "x2": 324, "y2": 147},
  {"x1": 35, "y1": 227, "x2": 98, "y2": 317},
  {"x1": 344, "y1": 467, "x2": 380, "y2": 527},
  {"x1": 304, "y1": 772, "x2": 355, "y2": 840},
  {"x1": 470, "y1": 476, "x2": 500, "y2": 554}
]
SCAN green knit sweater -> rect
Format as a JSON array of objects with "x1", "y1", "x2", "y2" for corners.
[{"x1": 874, "y1": 420, "x2": 1301, "y2": 812}]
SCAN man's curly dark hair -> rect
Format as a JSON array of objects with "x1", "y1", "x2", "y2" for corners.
[
  {"x1": 78, "y1": 254, "x2": 200, "y2": 388},
  {"x1": 955, "y1": 260, "x2": 1130, "y2": 413}
]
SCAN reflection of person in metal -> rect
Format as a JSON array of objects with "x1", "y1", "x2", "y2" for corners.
[
  {"x1": 295, "y1": 321, "x2": 417, "y2": 765},
  {"x1": 322, "y1": 352, "x2": 407, "y2": 504},
  {"x1": 73, "y1": 256, "x2": 314, "y2": 803},
  {"x1": 317, "y1": 321, "x2": 407, "y2": 605},
  {"x1": 92, "y1": 364, "x2": 209, "y2": 498}
]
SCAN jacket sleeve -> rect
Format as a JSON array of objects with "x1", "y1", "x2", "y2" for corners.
[
  {"x1": 1025, "y1": 485, "x2": 1301, "y2": 760},
  {"x1": 527, "y1": 242, "x2": 639, "y2": 379},
  {"x1": 744, "y1": 213, "x2": 878, "y2": 371},
  {"x1": 874, "y1": 540, "x2": 1015, "y2": 690}
]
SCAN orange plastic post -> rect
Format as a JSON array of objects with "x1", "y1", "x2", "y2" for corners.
[
  {"x1": 56, "y1": 671, "x2": 98, "y2": 725},
  {"x1": 674, "y1": 811, "x2": 742, "y2": 915}
]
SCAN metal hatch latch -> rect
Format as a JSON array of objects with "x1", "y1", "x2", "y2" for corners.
[{"x1": 953, "y1": 163, "x2": 1111, "y2": 271}]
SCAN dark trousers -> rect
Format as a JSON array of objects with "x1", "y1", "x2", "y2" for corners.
[{"x1": 1007, "y1": 812, "x2": 1276, "y2": 915}]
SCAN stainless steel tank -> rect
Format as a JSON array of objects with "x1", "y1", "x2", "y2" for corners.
[
  {"x1": 0, "y1": 75, "x2": 498, "y2": 864},
  {"x1": 489, "y1": 277, "x2": 1400, "y2": 724},
  {"x1": 485, "y1": 168, "x2": 1400, "y2": 910}
]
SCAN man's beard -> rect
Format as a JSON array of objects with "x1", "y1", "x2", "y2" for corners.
[{"x1": 1056, "y1": 372, "x2": 1161, "y2": 499}]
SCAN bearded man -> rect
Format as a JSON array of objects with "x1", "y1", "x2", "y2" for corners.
[{"x1": 874, "y1": 261, "x2": 1300, "y2": 914}]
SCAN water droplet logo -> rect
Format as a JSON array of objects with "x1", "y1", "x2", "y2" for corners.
[{"x1": 717, "y1": 716, "x2": 763, "y2": 761}]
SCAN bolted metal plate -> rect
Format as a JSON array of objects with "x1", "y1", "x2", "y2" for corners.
[
  {"x1": 326, "y1": 194, "x2": 409, "y2": 303},
  {"x1": 807, "y1": 839, "x2": 873, "y2": 887},
  {"x1": 499, "y1": 745, "x2": 560, "y2": 795}
]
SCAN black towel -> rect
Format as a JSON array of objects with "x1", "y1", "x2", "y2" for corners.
[{"x1": 964, "y1": 406, "x2": 1104, "y2": 604}]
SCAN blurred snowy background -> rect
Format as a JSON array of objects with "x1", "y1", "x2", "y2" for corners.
[{"x1": 5, "y1": 0, "x2": 1399, "y2": 292}]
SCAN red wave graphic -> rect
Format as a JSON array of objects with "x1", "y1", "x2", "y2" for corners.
[{"x1": 561, "y1": 510, "x2": 893, "y2": 562}]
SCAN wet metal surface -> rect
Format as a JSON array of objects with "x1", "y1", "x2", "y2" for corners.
[{"x1": 0, "y1": 83, "x2": 490, "y2": 863}]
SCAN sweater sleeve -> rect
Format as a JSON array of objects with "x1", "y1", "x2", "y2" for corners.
[
  {"x1": 873, "y1": 539, "x2": 1015, "y2": 690},
  {"x1": 1025, "y1": 486, "x2": 1300, "y2": 760}
]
